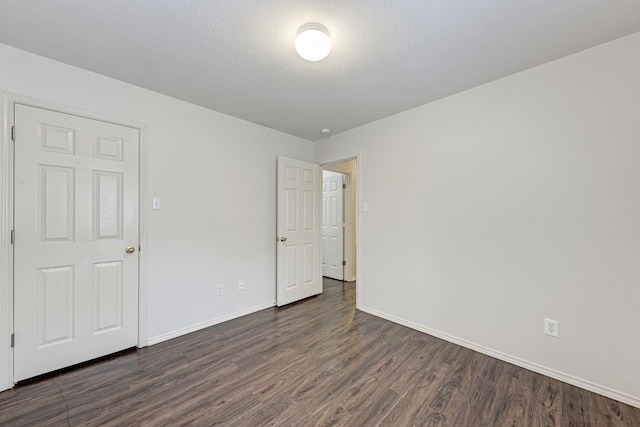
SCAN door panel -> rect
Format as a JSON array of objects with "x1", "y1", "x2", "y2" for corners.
[
  {"x1": 94, "y1": 171, "x2": 123, "y2": 239},
  {"x1": 39, "y1": 165, "x2": 75, "y2": 241},
  {"x1": 276, "y1": 157, "x2": 321, "y2": 306},
  {"x1": 93, "y1": 261, "x2": 123, "y2": 333},
  {"x1": 14, "y1": 104, "x2": 139, "y2": 381},
  {"x1": 38, "y1": 266, "x2": 74, "y2": 346}
]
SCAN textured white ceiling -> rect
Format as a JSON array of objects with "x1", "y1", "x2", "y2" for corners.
[{"x1": 1, "y1": 1, "x2": 639, "y2": 141}]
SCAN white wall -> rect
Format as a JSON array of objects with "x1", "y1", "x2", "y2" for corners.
[
  {"x1": 0, "y1": 43, "x2": 313, "y2": 354},
  {"x1": 315, "y1": 33, "x2": 640, "y2": 406}
]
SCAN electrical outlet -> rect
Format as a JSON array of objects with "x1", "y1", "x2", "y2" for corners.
[
  {"x1": 544, "y1": 318, "x2": 559, "y2": 338},
  {"x1": 238, "y1": 280, "x2": 245, "y2": 291},
  {"x1": 217, "y1": 284, "x2": 224, "y2": 296}
]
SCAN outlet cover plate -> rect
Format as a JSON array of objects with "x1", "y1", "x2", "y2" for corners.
[{"x1": 544, "y1": 318, "x2": 559, "y2": 338}]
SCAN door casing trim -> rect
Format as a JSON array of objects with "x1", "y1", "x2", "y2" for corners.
[{"x1": 0, "y1": 92, "x2": 149, "y2": 391}]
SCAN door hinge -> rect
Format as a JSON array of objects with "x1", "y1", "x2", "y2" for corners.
[
  {"x1": 342, "y1": 183, "x2": 346, "y2": 189},
  {"x1": 10, "y1": 230, "x2": 15, "y2": 245},
  {"x1": 342, "y1": 260, "x2": 346, "y2": 266},
  {"x1": 11, "y1": 126, "x2": 16, "y2": 141},
  {"x1": 11, "y1": 334, "x2": 14, "y2": 348}
]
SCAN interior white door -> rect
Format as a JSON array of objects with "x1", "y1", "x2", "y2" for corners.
[
  {"x1": 322, "y1": 171, "x2": 344, "y2": 280},
  {"x1": 13, "y1": 104, "x2": 139, "y2": 381},
  {"x1": 276, "y1": 157, "x2": 322, "y2": 306}
]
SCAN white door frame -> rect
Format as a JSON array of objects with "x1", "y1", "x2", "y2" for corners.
[
  {"x1": 320, "y1": 153, "x2": 361, "y2": 307},
  {"x1": 0, "y1": 92, "x2": 149, "y2": 391}
]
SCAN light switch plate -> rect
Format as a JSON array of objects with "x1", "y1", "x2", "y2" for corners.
[{"x1": 152, "y1": 198, "x2": 162, "y2": 210}]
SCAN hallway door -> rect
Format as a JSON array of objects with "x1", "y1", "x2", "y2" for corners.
[{"x1": 322, "y1": 171, "x2": 344, "y2": 280}]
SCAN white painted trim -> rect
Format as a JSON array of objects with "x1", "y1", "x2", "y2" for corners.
[
  {"x1": 0, "y1": 92, "x2": 149, "y2": 390},
  {"x1": 137, "y1": 123, "x2": 149, "y2": 348},
  {"x1": 359, "y1": 305, "x2": 640, "y2": 409},
  {"x1": 341, "y1": 172, "x2": 351, "y2": 280},
  {"x1": 355, "y1": 152, "x2": 361, "y2": 309},
  {"x1": 0, "y1": 94, "x2": 15, "y2": 392},
  {"x1": 147, "y1": 301, "x2": 276, "y2": 346}
]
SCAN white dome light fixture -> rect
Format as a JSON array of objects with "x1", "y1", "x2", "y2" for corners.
[{"x1": 295, "y1": 23, "x2": 331, "y2": 61}]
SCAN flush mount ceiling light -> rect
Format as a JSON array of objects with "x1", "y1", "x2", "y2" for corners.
[{"x1": 295, "y1": 23, "x2": 331, "y2": 61}]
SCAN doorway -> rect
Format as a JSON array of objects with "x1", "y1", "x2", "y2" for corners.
[
  {"x1": 322, "y1": 159, "x2": 357, "y2": 285},
  {"x1": 275, "y1": 156, "x2": 357, "y2": 307}
]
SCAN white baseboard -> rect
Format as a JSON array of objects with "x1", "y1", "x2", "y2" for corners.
[
  {"x1": 358, "y1": 305, "x2": 640, "y2": 409},
  {"x1": 147, "y1": 301, "x2": 276, "y2": 346}
]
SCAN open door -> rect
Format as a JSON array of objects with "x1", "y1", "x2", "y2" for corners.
[
  {"x1": 276, "y1": 157, "x2": 322, "y2": 306},
  {"x1": 322, "y1": 171, "x2": 345, "y2": 280}
]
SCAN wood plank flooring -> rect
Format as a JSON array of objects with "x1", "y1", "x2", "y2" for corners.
[{"x1": 1, "y1": 278, "x2": 639, "y2": 426}]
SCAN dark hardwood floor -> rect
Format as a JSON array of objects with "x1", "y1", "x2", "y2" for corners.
[{"x1": 1, "y1": 278, "x2": 639, "y2": 426}]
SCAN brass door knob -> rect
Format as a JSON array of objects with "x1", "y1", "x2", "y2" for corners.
[{"x1": 125, "y1": 246, "x2": 136, "y2": 254}]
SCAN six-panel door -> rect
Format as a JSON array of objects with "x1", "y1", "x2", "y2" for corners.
[
  {"x1": 13, "y1": 104, "x2": 139, "y2": 381},
  {"x1": 322, "y1": 171, "x2": 345, "y2": 280},
  {"x1": 276, "y1": 157, "x2": 322, "y2": 306}
]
